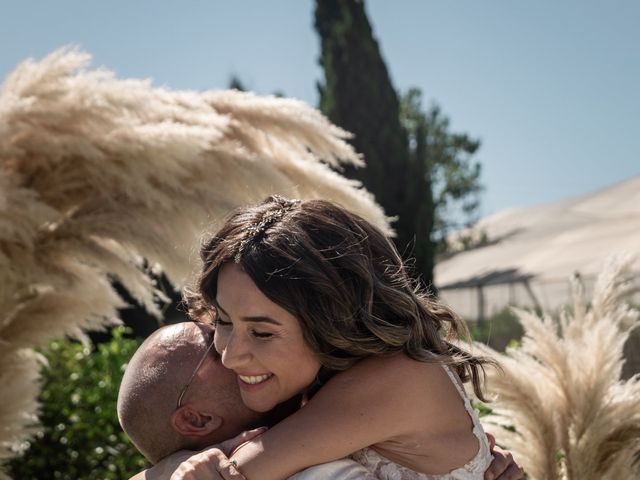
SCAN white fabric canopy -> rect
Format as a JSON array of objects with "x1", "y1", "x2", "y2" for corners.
[{"x1": 435, "y1": 176, "x2": 640, "y2": 319}]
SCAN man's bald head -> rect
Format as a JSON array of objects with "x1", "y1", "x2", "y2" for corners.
[{"x1": 117, "y1": 322, "x2": 258, "y2": 464}]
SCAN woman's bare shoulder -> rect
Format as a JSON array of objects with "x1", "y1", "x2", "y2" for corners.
[
  {"x1": 315, "y1": 352, "x2": 457, "y2": 431},
  {"x1": 326, "y1": 352, "x2": 447, "y2": 392},
  {"x1": 318, "y1": 354, "x2": 476, "y2": 453}
]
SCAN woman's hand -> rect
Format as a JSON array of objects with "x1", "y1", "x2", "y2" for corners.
[
  {"x1": 169, "y1": 428, "x2": 266, "y2": 480},
  {"x1": 141, "y1": 428, "x2": 265, "y2": 480},
  {"x1": 484, "y1": 433, "x2": 525, "y2": 480},
  {"x1": 169, "y1": 448, "x2": 243, "y2": 480}
]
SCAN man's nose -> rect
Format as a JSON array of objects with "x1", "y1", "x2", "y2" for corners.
[{"x1": 220, "y1": 331, "x2": 252, "y2": 370}]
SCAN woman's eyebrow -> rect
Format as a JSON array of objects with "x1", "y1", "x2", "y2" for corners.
[
  {"x1": 242, "y1": 315, "x2": 282, "y2": 326},
  {"x1": 215, "y1": 302, "x2": 282, "y2": 326}
]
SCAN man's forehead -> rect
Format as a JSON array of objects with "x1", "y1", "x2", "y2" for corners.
[{"x1": 155, "y1": 322, "x2": 213, "y2": 349}]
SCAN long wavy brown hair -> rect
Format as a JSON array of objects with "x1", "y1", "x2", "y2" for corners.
[{"x1": 187, "y1": 195, "x2": 494, "y2": 400}]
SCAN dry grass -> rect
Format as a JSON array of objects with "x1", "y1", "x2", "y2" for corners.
[
  {"x1": 0, "y1": 48, "x2": 390, "y2": 472},
  {"x1": 474, "y1": 257, "x2": 640, "y2": 479}
]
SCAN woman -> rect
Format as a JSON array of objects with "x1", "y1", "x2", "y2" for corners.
[{"x1": 159, "y1": 196, "x2": 522, "y2": 479}]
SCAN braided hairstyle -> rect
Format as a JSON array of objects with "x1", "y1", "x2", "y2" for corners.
[{"x1": 186, "y1": 195, "x2": 494, "y2": 400}]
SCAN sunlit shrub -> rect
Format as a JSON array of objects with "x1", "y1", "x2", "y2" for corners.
[
  {"x1": 7, "y1": 327, "x2": 148, "y2": 480},
  {"x1": 468, "y1": 307, "x2": 524, "y2": 351}
]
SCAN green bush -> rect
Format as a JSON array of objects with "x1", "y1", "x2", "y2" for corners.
[
  {"x1": 7, "y1": 327, "x2": 149, "y2": 480},
  {"x1": 468, "y1": 307, "x2": 524, "y2": 352}
]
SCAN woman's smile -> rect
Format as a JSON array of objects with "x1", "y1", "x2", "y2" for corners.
[
  {"x1": 237, "y1": 373, "x2": 275, "y2": 395},
  {"x1": 213, "y1": 263, "x2": 321, "y2": 412},
  {"x1": 238, "y1": 374, "x2": 273, "y2": 385}
]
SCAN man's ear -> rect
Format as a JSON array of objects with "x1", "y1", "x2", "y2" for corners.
[{"x1": 171, "y1": 406, "x2": 223, "y2": 437}]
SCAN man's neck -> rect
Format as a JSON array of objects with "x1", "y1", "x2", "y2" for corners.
[{"x1": 259, "y1": 394, "x2": 302, "y2": 428}]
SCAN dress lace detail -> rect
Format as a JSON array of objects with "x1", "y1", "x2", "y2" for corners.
[{"x1": 350, "y1": 366, "x2": 492, "y2": 480}]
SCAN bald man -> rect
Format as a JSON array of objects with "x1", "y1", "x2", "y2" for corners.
[
  {"x1": 118, "y1": 322, "x2": 377, "y2": 479},
  {"x1": 117, "y1": 321, "x2": 262, "y2": 464},
  {"x1": 118, "y1": 322, "x2": 522, "y2": 480}
]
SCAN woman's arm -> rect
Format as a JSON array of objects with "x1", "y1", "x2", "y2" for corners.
[
  {"x1": 231, "y1": 354, "x2": 453, "y2": 480},
  {"x1": 140, "y1": 429, "x2": 266, "y2": 480},
  {"x1": 158, "y1": 354, "x2": 524, "y2": 480}
]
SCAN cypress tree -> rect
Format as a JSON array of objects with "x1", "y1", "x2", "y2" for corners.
[{"x1": 315, "y1": 0, "x2": 434, "y2": 284}]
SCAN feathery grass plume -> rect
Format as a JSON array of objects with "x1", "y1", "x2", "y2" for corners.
[
  {"x1": 474, "y1": 256, "x2": 640, "y2": 479},
  {"x1": 0, "y1": 350, "x2": 42, "y2": 465},
  {"x1": 0, "y1": 47, "x2": 391, "y2": 472}
]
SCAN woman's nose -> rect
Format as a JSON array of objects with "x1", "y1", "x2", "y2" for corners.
[{"x1": 220, "y1": 331, "x2": 252, "y2": 370}]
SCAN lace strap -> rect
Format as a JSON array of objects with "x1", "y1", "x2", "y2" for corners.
[
  {"x1": 440, "y1": 365, "x2": 487, "y2": 438},
  {"x1": 441, "y1": 364, "x2": 468, "y2": 401}
]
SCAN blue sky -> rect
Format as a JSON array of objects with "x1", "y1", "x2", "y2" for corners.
[{"x1": 1, "y1": 0, "x2": 638, "y2": 217}]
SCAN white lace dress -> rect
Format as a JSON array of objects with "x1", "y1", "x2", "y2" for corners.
[{"x1": 350, "y1": 366, "x2": 492, "y2": 480}]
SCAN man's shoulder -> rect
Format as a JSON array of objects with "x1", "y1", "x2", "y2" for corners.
[{"x1": 288, "y1": 458, "x2": 378, "y2": 480}]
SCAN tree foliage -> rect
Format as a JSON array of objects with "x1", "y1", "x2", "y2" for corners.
[
  {"x1": 400, "y1": 88, "x2": 483, "y2": 253},
  {"x1": 315, "y1": 0, "x2": 431, "y2": 280},
  {"x1": 315, "y1": 0, "x2": 483, "y2": 285},
  {"x1": 7, "y1": 328, "x2": 148, "y2": 480},
  {"x1": 228, "y1": 74, "x2": 247, "y2": 91}
]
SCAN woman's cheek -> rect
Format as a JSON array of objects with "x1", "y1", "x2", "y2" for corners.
[{"x1": 213, "y1": 328, "x2": 227, "y2": 355}]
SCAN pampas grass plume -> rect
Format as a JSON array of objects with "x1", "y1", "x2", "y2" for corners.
[
  {"x1": 475, "y1": 256, "x2": 640, "y2": 479},
  {"x1": 0, "y1": 47, "x2": 391, "y2": 473}
]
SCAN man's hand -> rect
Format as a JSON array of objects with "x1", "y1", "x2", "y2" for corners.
[{"x1": 484, "y1": 433, "x2": 525, "y2": 480}]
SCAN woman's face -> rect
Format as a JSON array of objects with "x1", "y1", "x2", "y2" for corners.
[{"x1": 213, "y1": 263, "x2": 321, "y2": 412}]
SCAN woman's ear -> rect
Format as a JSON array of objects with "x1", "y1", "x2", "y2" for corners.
[{"x1": 171, "y1": 406, "x2": 223, "y2": 437}]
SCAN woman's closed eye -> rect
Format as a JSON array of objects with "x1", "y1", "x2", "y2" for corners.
[
  {"x1": 215, "y1": 317, "x2": 273, "y2": 339},
  {"x1": 251, "y1": 329, "x2": 274, "y2": 339}
]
